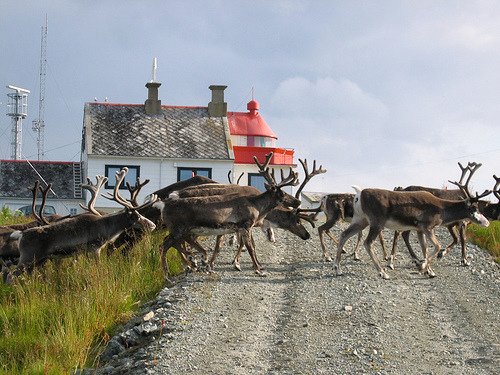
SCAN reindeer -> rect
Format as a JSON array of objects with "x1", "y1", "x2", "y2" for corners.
[
  {"x1": 480, "y1": 174, "x2": 500, "y2": 221},
  {"x1": 6, "y1": 168, "x2": 157, "y2": 279},
  {"x1": 204, "y1": 159, "x2": 324, "y2": 272},
  {"x1": 1, "y1": 181, "x2": 63, "y2": 265},
  {"x1": 389, "y1": 162, "x2": 491, "y2": 268},
  {"x1": 303, "y1": 193, "x2": 388, "y2": 263},
  {"x1": 334, "y1": 173, "x2": 490, "y2": 279},
  {"x1": 158, "y1": 152, "x2": 299, "y2": 278}
]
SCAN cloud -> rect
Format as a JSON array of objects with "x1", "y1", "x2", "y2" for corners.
[{"x1": 270, "y1": 76, "x2": 388, "y2": 129}]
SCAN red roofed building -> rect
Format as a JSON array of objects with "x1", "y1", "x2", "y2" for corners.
[{"x1": 227, "y1": 98, "x2": 295, "y2": 191}]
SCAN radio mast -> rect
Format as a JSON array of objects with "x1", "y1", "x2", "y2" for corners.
[{"x1": 32, "y1": 15, "x2": 47, "y2": 160}]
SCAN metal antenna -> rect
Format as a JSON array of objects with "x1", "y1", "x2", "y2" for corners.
[
  {"x1": 32, "y1": 15, "x2": 48, "y2": 160},
  {"x1": 151, "y1": 57, "x2": 158, "y2": 82}
]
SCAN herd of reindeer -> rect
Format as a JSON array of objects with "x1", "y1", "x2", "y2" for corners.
[{"x1": 0, "y1": 153, "x2": 499, "y2": 283}]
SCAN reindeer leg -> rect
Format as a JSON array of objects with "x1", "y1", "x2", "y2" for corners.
[
  {"x1": 388, "y1": 230, "x2": 400, "y2": 270},
  {"x1": 318, "y1": 219, "x2": 336, "y2": 262},
  {"x1": 159, "y1": 235, "x2": 185, "y2": 280},
  {"x1": 363, "y1": 226, "x2": 390, "y2": 279},
  {"x1": 420, "y1": 230, "x2": 441, "y2": 278},
  {"x1": 232, "y1": 236, "x2": 245, "y2": 271},
  {"x1": 352, "y1": 232, "x2": 362, "y2": 261},
  {"x1": 458, "y1": 223, "x2": 470, "y2": 266},
  {"x1": 378, "y1": 231, "x2": 388, "y2": 261},
  {"x1": 186, "y1": 238, "x2": 210, "y2": 269},
  {"x1": 241, "y1": 231, "x2": 265, "y2": 276},
  {"x1": 266, "y1": 228, "x2": 276, "y2": 243},
  {"x1": 208, "y1": 235, "x2": 224, "y2": 272},
  {"x1": 334, "y1": 219, "x2": 367, "y2": 276},
  {"x1": 402, "y1": 230, "x2": 421, "y2": 265},
  {"x1": 439, "y1": 224, "x2": 458, "y2": 259}
]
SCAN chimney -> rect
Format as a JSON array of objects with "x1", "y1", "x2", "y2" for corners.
[
  {"x1": 145, "y1": 82, "x2": 162, "y2": 115},
  {"x1": 144, "y1": 58, "x2": 161, "y2": 115},
  {"x1": 208, "y1": 85, "x2": 227, "y2": 117}
]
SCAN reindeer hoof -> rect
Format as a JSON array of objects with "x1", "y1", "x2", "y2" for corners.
[
  {"x1": 427, "y1": 269, "x2": 436, "y2": 278},
  {"x1": 388, "y1": 263, "x2": 395, "y2": 270},
  {"x1": 353, "y1": 255, "x2": 361, "y2": 262},
  {"x1": 324, "y1": 256, "x2": 333, "y2": 263},
  {"x1": 255, "y1": 270, "x2": 267, "y2": 277},
  {"x1": 461, "y1": 258, "x2": 471, "y2": 267},
  {"x1": 334, "y1": 265, "x2": 343, "y2": 277},
  {"x1": 380, "y1": 270, "x2": 390, "y2": 280},
  {"x1": 233, "y1": 263, "x2": 242, "y2": 271}
]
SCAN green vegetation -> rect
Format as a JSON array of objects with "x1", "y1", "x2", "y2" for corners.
[
  {"x1": 467, "y1": 220, "x2": 500, "y2": 263},
  {"x1": 0, "y1": 208, "x2": 183, "y2": 374},
  {"x1": 0, "y1": 206, "x2": 28, "y2": 226}
]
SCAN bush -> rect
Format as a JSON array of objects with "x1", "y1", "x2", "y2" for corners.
[{"x1": 0, "y1": 206, "x2": 25, "y2": 226}]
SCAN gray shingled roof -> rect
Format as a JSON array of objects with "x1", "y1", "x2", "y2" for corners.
[
  {"x1": 0, "y1": 160, "x2": 80, "y2": 199},
  {"x1": 83, "y1": 103, "x2": 233, "y2": 160}
]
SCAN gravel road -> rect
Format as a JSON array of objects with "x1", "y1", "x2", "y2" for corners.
[{"x1": 93, "y1": 223, "x2": 500, "y2": 375}]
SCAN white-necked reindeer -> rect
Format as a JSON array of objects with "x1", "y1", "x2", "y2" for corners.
[
  {"x1": 7, "y1": 168, "x2": 157, "y2": 278},
  {"x1": 334, "y1": 169, "x2": 490, "y2": 279},
  {"x1": 389, "y1": 162, "x2": 495, "y2": 268}
]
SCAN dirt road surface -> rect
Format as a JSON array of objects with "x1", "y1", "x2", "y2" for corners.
[{"x1": 96, "y1": 225, "x2": 499, "y2": 375}]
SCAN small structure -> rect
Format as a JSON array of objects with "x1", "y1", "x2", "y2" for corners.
[
  {"x1": 6, "y1": 85, "x2": 30, "y2": 160},
  {"x1": 0, "y1": 159, "x2": 83, "y2": 215}
]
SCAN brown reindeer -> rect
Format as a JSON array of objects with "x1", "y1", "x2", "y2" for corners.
[
  {"x1": 334, "y1": 174, "x2": 490, "y2": 279},
  {"x1": 7, "y1": 168, "x2": 157, "y2": 278}
]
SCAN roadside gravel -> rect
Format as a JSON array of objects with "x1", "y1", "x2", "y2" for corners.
[{"x1": 91, "y1": 224, "x2": 500, "y2": 375}]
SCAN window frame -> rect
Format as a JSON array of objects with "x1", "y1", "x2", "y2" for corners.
[
  {"x1": 177, "y1": 167, "x2": 212, "y2": 182},
  {"x1": 104, "y1": 164, "x2": 141, "y2": 190},
  {"x1": 248, "y1": 173, "x2": 267, "y2": 192}
]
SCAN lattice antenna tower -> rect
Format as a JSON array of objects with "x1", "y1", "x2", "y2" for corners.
[
  {"x1": 32, "y1": 15, "x2": 48, "y2": 160},
  {"x1": 6, "y1": 85, "x2": 30, "y2": 160}
]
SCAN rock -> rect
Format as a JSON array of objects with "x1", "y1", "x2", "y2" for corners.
[
  {"x1": 143, "y1": 311, "x2": 155, "y2": 321},
  {"x1": 99, "y1": 339, "x2": 125, "y2": 363}
]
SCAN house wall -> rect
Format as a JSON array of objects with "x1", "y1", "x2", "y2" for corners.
[{"x1": 86, "y1": 156, "x2": 234, "y2": 211}]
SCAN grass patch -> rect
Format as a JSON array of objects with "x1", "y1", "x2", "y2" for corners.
[
  {"x1": 0, "y1": 229, "x2": 184, "y2": 374},
  {"x1": 467, "y1": 220, "x2": 500, "y2": 262},
  {"x1": 0, "y1": 207, "x2": 30, "y2": 226}
]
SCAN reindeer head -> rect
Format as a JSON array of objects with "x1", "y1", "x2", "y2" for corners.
[{"x1": 449, "y1": 162, "x2": 491, "y2": 227}]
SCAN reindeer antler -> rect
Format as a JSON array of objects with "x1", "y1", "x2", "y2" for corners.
[
  {"x1": 227, "y1": 170, "x2": 244, "y2": 185},
  {"x1": 103, "y1": 167, "x2": 158, "y2": 210},
  {"x1": 79, "y1": 175, "x2": 108, "y2": 215},
  {"x1": 28, "y1": 181, "x2": 44, "y2": 224},
  {"x1": 37, "y1": 183, "x2": 53, "y2": 225},
  {"x1": 126, "y1": 177, "x2": 150, "y2": 206},
  {"x1": 492, "y1": 175, "x2": 500, "y2": 201},
  {"x1": 253, "y1": 152, "x2": 299, "y2": 189},
  {"x1": 253, "y1": 153, "x2": 275, "y2": 185},
  {"x1": 449, "y1": 161, "x2": 491, "y2": 201},
  {"x1": 294, "y1": 159, "x2": 327, "y2": 199}
]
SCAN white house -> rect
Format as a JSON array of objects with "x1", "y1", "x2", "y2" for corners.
[{"x1": 81, "y1": 81, "x2": 297, "y2": 212}]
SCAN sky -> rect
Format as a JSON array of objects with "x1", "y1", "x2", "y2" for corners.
[{"x1": 1, "y1": 0, "x2": 499, "y2": 196}]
